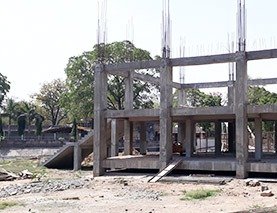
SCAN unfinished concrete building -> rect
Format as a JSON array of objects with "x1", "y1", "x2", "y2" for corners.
[
  {"x1": 92, "y1": 0, "x2": 277, "y2": 179},
  {"x1": 44, "y1": 1, "x2": 277, "y2": 179}
]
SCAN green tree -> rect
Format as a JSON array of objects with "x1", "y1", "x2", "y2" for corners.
[
  {"x1": 186, "y1": 89, "x2": 222, "y2": 135},
  {"x1": 35, "y1": 114, "x2": 44, "y2": 137},
  {"x1": 63, "y1": 40, "x2": 158, "y2": 121},
  {"x1": 33, "y1": 79, "x2": 68, "y2": 126},
  {"x1": 2, "y1": 98, "x2": 19, "y2": 139},
  {"x1": 248, "y1": 86, "x2": 277, "y2": 131},
  {"x1": 0, "y1": 73, "x2": 10, "y2": 107}
]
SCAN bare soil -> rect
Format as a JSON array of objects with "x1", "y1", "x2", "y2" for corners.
[{"x1": 0, "y1": 169, "x2": 277, "y2": 213}]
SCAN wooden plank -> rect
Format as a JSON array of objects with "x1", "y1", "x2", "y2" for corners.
[{"x1": 148, "y1": 157, "x2": 183, "y2": 183}]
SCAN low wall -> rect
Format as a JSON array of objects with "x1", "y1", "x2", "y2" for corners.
[{"x1": 0, "y1": 147, "x2": 60, "y2": 158}]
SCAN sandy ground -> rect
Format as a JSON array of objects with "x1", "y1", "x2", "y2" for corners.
[{"x1": 1, "y1": 170, "x2": 277, "y2": 213}]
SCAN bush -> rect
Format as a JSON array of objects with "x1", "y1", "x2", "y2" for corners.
[{"x1": 181, "y1": 188, "x2": 219, "y2": 200}]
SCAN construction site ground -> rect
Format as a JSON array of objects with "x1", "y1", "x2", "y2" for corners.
[{"x1": 0, "y1": 158, "x2": 277, "y2": 213}]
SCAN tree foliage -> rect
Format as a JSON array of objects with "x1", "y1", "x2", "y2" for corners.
[
  {"x1": 33, "y1": 79, "x2": 67, "y2": 126},
  {"x1": 248, "y1": 86, "x2": 277, "y2": 131},
  {"x1": 185, "y1": 89, "x2": 222, "y2": 134},
  {"x1": 64, "y1": 41, "x2": 158, "y2": 121},
  {"x1": 0, "y1": 73, "x2": 10, "y2": 107}
]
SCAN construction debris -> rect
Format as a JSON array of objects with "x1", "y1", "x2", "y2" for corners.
[
  {"x1": 260, "y1": 190, "x2": 274, "y2": 197},
  {"x1": 19, "y1": 170, "x2": 34, "y2": 179},
  {"x1": 0, "y1": 169, "x2": 19, "y2": 181},
  {"x1": 245, "y1": 179, "x2": 260, "y2": 187}
]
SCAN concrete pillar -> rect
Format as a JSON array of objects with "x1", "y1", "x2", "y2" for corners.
[
  {"x1": 73, "y1": 143, "x2": 82, "y2": 171},
  {"x1": 235, "y1": 52, "x2": 248, "y2": 178},
  {"x1": 185, "y1": 118, "x2": 193, "y2": 158},
  {"x1": 178, "y1": 89, "x2": 186, "y2": 107},
  {"x1": 228, "y1": 122, "x2": 235, "y2": 153},
  {"x1": 228, "y1": 86, "x2": 234, "y2": 106},
  {"x1": 139, "y1": 122, "x2": 147, "y2": 155},
  {"x1": 178, "y1": 121, "x2": 186, "y2": 153},
  {"x1": 274, "y1": 121, "x2": 277, "y2": 153},
  {"x1": 93, "y1": 64, "x2": 108, "y2": 177},
  {"x1": 123, "y1": 70, "x2": 134, "y2": 156},
  {"x1": 111, "y1": 119, "x2": 119, "y2": 157},
  {"x1": 255, "y1": 117, "x2": 262, "y2": 160},
  {"x1": 159, "y1": 59, "x2": 173, "y2": 170},
  {"x1": 123, "y1": 120, "x2": 133, "y2": 155},
  {"x1": 215, "y1": 121, "x2": 222, "y2": 156}
]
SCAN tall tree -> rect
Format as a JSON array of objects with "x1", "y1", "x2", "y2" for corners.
[
  {"x1": 33, "y1": 79, "x2": 67, "y2": 126},
  {"x1": 0, "y1": 73, "x2": 10, "y2": 107},
  {"x1": 63, "y1": 40, "x2": 158, "y2": 121},
  {"x1": 2, "y1": 98, "x2": 19, "y2": 138}
]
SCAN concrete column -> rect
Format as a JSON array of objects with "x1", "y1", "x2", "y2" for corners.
[
  {"x1": 73, "y1": 143, "x2": 82, "y2": 171},
  {"x1": 255, "y1": 117, "x2": 262, "y2": 160},
  {"x1": 215, "y1": 121, "x2": 222, "y2": 156},
  {"x1": 111, "y1": 119, "x2": 119, "y2": 157},
  {"x1": 228, "y1": 86, "x2": 234, "y2": 106},
  {"x1": 178, "y1": 89, "x2": 186, "y2": 107},
  {"x1": 185, "y1": 118, "x2": 193, "y2": 158},
  {"x1": 228, "y1": 122, "x2": 235, "y2": 153},
  {"x1": 124, "y1": 120, "x2": 133, "y2": 155},
  {"x1": 139, "y1": 122, "x2": 147, "y2": 155},
  {"x1": 93, "y1": 64, "x2": 107, "y2": 177},
  {"x1": 235, "y1": 52, "x2": 248, "y2": 178},
  {"x1": 159, "y1": 59, "x2": 173, "y2": 170},
  {"x1": 123, "y1": 70, "x2": 134, "y2": 156},
  {"x1": 275, "y1": 121, "x2": 277, "y2": 154},
  {"x1": 178, "y1": 121, "x2": 186, "y2": 154}
]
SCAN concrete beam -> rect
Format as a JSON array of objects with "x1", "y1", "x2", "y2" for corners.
[
  {"x1": 172, "y1": 106, "x2": 233, "y2": 117},
  {"x1": 247, "y1": 104, "x2": 277, "y2": 114},
  {"x1": 182, "y1": 81, "x2": 234, "y2": 89},
  {"x1": 104, "y1": 49, "x2": 277, "y2": 73},
  {"x1": 247, "y1": 48, "x2": 277, "y2": 61},
  {"x1": 249, "y1": 78, "x2": 277, "y2": 86},
  {"x1": 105, "y1": 109, "x2": 159, "y2": 118},
  {"x1": 171, "y1": 53, "x2": 236, "y2": 66},
  {"x1": 254, "y1": 117, "x2": 263, "y2": 160},
  {"x1": 105, "y1": 59, "x2": 161, "y2": 73}
]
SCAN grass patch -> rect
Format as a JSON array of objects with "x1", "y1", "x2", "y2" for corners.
[
  {"x1": 0, "y1": 201, "x2": 18, "y2": 210},
  {"x1": 0, "y1": 158, "x2": 47, "y2": 178},
  {"x1": 181, "y1": 188, "x2": 219, "y2": 200}
]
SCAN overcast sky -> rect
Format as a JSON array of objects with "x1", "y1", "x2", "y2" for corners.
[{"x1": 1, "y1": 0, "x2": 277, "y2": 100}]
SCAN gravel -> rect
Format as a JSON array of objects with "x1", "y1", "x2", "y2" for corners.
[{"x1": 0, "y1": 179, "x2": 90, "y2": 198}]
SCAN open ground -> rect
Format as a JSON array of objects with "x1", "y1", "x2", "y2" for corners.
[{"x1": 0, "y1": 158, "x2": 277, "y2": 213}]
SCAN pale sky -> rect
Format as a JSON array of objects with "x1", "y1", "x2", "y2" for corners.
[{"x1": 1, "y1": 0, "x2": 277, "y2": 101}]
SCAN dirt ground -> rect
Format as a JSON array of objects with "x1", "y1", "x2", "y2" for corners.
[{"x1": 1, "y1": 168, "x2": 277, "y2": 213}]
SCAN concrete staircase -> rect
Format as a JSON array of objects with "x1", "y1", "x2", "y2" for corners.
[
  {"x1": 43, "y1": 131, "x2": 94, "y2": 169},
  {"x1": 43, "y1": 119, "x2": 124, "y2": 169}
]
